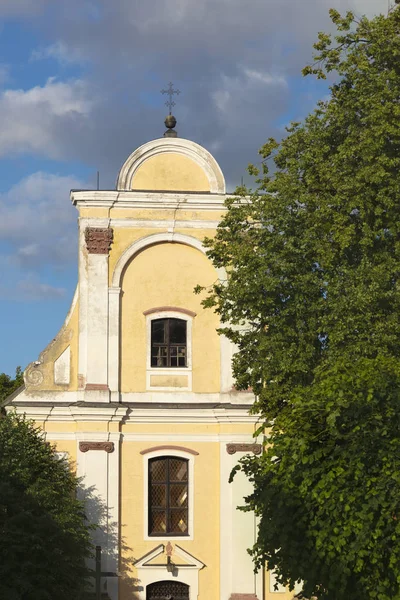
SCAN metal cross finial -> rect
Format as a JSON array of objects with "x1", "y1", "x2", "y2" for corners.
[{"x1": 161, "y1": 82, "x2": 180, "y2": 115}]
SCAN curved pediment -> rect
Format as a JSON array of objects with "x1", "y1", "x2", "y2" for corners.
[{"x1": 116, "y1": 137, "x2": 225, "y2": 194}]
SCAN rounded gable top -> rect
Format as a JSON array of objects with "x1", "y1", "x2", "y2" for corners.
[{"x1": 116, "y1": 137, "x2": 226, "y2": 194}]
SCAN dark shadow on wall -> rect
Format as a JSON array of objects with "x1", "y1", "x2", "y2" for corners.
[{"x1": 78, "y1": 482, "x2": 141, "y2": 600}]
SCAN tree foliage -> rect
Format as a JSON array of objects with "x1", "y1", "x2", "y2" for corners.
[
  {"x1": 200, "y1": 6, "x2": 400, "y2": 600},
  {"x1": 0, "y1": 367, "x2": 24, "y2": 404},
  {"x1": 0, "y1": 412, "x2": 93, "y2": 600}
]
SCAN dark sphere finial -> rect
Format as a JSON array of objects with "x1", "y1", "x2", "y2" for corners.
[
  {"x1": 164, "y1": 114, "x2": 178, "y2": 138},
  {"x1": 165, "y1": 114, "x2": 177, "y2": 129}
]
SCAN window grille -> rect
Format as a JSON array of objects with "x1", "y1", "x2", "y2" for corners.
[
  {"x1": 151, "y1": 318, "x2": 187, "y2": 368},
  {"x1": 148, "y1": 457, "x2": 189, "y2": 536},
  {"x1": 147, "y1": 581, "x2": 189, "y2": 600}
]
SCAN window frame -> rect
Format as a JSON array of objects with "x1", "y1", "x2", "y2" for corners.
[
  {"x1": 145, "y1": 309, "x2": 193, "y2": 391},
  {"x1": 143, "y1": 448, "x2": 195, "y2": 541},
  {"x1": 148, "y1": 456, "x2": 189, "y2": 537},
  {"x1": 151, "y1": 318, "x2": 187, "y2": 369}
]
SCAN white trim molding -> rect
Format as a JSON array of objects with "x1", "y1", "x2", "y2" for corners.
[
  {"x1": 143, "y1": 448, "x2": 196, "y2": 542},
  {"x1": 71, "y1": 190, "x2": 228, "y2": 211},
  {"x1": 10, "y1": 402, "x2": 257, "y2": 424},
  {"x1": 116, "y1": 137, "x2": 226, "y2": 194},
  {"x1": 44, "y1": 432, "x2": 263, "y2": 444}
]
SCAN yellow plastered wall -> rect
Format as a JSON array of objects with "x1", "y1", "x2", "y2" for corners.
[
  {"x1": 51, "y1": 440, "x2": 78, "y2": 465},
  {"x1": 109, "y1": 227, "x2": 219, "y2": 286},
  {"x1": 120, "y1": 242, "x2": 221, "y2": 393},
  {"x1": 265, "y1": 570, "x2": 298, "y2": 600},
  {"x1": 25, "y1": 299, "x2": 79, "y2": 393},
  {"x1": 108, "y1": 208, "x2": 226, "y2": 223},
  {"x1": 131, "y1": 154, "x2": 210, "y2": 192},
  {"x1": 110, "y1": 227, "x2": 163, "y2": 285},
  {"x1": 120, "y1": 439, "x2": 220, "y2": 600}
]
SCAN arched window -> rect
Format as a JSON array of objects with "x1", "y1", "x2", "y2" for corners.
[
  {"x1": 146, "y1": 581, "x2": 189, "y2": 600},
  {"x1": 148, "y1": 456, "x2": 189, "y2": 536},
  {"x1": 151, "y1": 318, "x2": 187, "y2": 368}
]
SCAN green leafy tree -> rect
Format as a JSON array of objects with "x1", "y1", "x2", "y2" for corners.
[
  {"x1": 0, "y1": 367, "x2": 24, "y2": 403},
  {"x1": 0, "y1": 412, "x2": 93, "y2": 600},
  {"x1": 200, "y1": 6, "x2": 400, "y2": 600}
]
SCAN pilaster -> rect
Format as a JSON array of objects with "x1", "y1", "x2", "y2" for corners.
[
  {"x1": 78, "y1": 218, "x2": 113, "y2": 397},
  {"x1": 77, "y1": 432, "x2": 121, "y2": 600},
  {"x1": 86, "y1": 251, "x2": 109, "y2": 388},
  {"x1": 220, "y1": 441, "x2": 263, "y2": 600}
]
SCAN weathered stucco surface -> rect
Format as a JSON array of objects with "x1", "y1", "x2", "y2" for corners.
[{"x1": 131, "y1": 153, "x2": 211, "y2": 192}]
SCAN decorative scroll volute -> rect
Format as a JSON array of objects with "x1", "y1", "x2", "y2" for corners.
[
  {"x1": 85, "y1": 227, "x2": 113, "y2": 254},
  {"x1": 24, "y1": 365, "x2": 44, "y2": 387},
  {"x1": 226, "y1": 443, "x2": 262, "y2": 455},
  {"x1": 79, "y1": 441, "x2": 114, "y2": 453}
]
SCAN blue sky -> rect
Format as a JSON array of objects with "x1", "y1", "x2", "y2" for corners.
[{"x1": 0, "y1": 0, "x2": 389, "y2": 376}]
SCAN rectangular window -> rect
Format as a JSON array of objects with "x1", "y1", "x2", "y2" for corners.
[
  {"x1": 151, "y1": 318, "x2": 187, "y2": 368},
  {"x1": 148, "y1": 457, "x2": 189, "y2": 536}
]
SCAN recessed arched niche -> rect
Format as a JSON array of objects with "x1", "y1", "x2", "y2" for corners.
[{"x1": 119, "y1": 240, "x2": 221, "y2": 394}]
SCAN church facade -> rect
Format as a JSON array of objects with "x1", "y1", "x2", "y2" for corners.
[{"x1": 7, "y1": 129, "x2": 295, "y2": 600}]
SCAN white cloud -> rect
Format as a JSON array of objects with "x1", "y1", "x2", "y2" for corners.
[
  {"x1": 243, "y1": 69, "x2": 287, "y2": 88},
  {"x1": 0, "y1": 171, "x2": 84, "y2": 300},
  {"x1": 212, "y1": 67, "x2": 288, "y2": 122},
  {"x1": 30, "y1": 41, "x2": 85, "y2": 66},
  {"x1": 16, "y1": 276, "x2": 66, "y2": 301},
  {"x1": 212, "y1": 87, "x2": 231, "y2": 114},
  {"x1": 0, "y1": 78, "x2": 93, "y2": 158},
  {"x1": 0, "y1": 273, "x2": 67, "y2": 302},
  {"x1": 16, "y1": 244, "x2": 40, "y2": 260},
  {"x1": 0, "y1": 171, "x2": 83, "y2": 266}
]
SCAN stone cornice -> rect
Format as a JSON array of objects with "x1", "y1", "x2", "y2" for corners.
[
  {"x1": 8, "y1": 404, "x2": 129, "y2": 423},
  {"x1": 70, "y1": 190, "x2": 250, "y2": 211},
  {"x1": 10, "y1": 389, "x2": 254, "y2": 405},
  {"x1": 8, "y1": 403, "x2": 258, "y2": 424}
]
